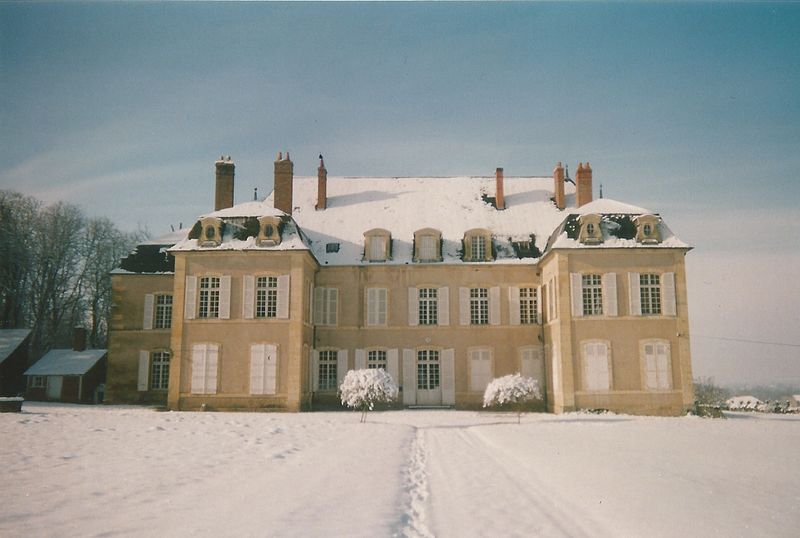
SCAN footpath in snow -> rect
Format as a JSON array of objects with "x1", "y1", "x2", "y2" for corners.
[{"x1": 1, "y1": 404, "x2": 798, "y2": 537}]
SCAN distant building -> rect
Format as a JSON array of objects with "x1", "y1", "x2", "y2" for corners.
[
  {"x1": 107, "y1": 153, "x2": 694, "y2": 415},
  {"x1": 0, "y1": 329, "x2": 31, "y2": 396},
  {"x1": 725, "y1": 395, "x2": 764, "y2": 411},
  {"x1": 25, "y1": 328, "x2": 107, "y2": 404}
]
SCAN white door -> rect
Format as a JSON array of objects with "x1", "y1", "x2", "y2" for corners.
[
  {"x1": 46, "y1": 376, "x2": 62, "y2": 399},
  {"x1": 416, "y1": 350, "x2": 442, "y2": 405}
]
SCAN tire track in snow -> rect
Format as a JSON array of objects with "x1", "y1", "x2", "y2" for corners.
[{"x1": 396, "y1": 427, "x2": 435, "y2": 538}]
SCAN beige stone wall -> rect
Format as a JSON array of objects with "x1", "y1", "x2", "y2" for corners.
[{"x1": 106, "y1": 274, "x2": 174, "y2": 405}]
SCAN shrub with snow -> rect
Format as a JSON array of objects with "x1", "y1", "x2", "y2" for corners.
[
  {"x1": 340, "y1": 369, "x2": 399, "y2": 422},
  {"x1": 483, "y1": 374, "x2": 542, "y2": 423}
]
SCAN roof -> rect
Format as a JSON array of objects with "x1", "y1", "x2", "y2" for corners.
[
  {"x1": 0, "y1": 329, "x2": 30, "y2": 365},
  {"x1": 24, "y1": 349, "x2": 106, "y2": 376},
  {"x1": 113, "y1": 230, "x2": 184, "y2": 274}
]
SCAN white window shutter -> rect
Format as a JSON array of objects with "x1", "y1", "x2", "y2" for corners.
[
  {"x1": 355, "y1": 349, "x2": 367, "y2": 370},
  {"x1": 459, "y1": 287, "x2": 470, "y2": 325},
  {"x1": 206, "y1": 344, "x2": 219, "y2": 394},
  {"x1": 329, "y1": 289, "x2": 339, "y2": 325},
  {"x1": 143, "y1": 294, "x2": 154, "y2": 330},
  {"x1": 644, "y1": 345, "x2": 658, "y2": 389},
  {"x1": 662, "y1": 272, "x2": 676, "y2": 316},
  {"x1": 137, "y1": 351, "x2": 149, "y2": 391},
  {"x1": 336, "y1": 349, "x2": 348, "y2": 387},
  {"x1": 489, "y1": 287, "x2": 501, "y2": 325},
  {"x1": 219, "y1": 276, "x2": 231, "y2": 319},
  {"x1": 314, "y1": 287, "x2": 324, "y2": 324},
  {"x1": 387, "y1": 349, "x2": 400, "y2": 384},
  {"x1": 242, "y1": 275, "x2": 255, "y2": 319},
  {"x1": 402, "y1": 349, "x2": 416, "y2": 405},
  {"x1": 264, "y1": 344, "x2": 277, "y2": 394},
  {"x1": 378, "y1": 288, "x2": 387, "y2": 325},
  {"x1": 520, "y1": 347, "x2": 543, "y2": 384},
  {"x1": 508, "y1": 287, "x2": 521, "y2": 325},
  {"x1": 629, "y1": 273, "x2": 641, "y2": 316},
  {"x1": 551, "y1": 344, "x2": 560, "y2": 393},
  {"x1": 536, "y1": 286, "x2": 543, "y2": 324},
  {"x1": 570, "y1": 273, "x2": 583, "y2": 317},
  {"x1": 408, "y1": 287, "x2": 419, "y2": 326},
  {"x1": 312, "y1": 350, "x2": 320, "y2": 390},
  {"x1": 191, "y1": 343, "x2": 206, "y2": 394},
  {"x1": 657, "y1": 343, "x2": 671, "y2": 389},
  {"x1": 250, "y1": 344, "x2": 266, "y2": 395},
  {"x1": 184, "y1": 276, "x2": 197, "y2": 320},
  {"x1": 438, "y1": 287, "x2": 450, "y2": 326},
  {"x1": 603, "y1": 273, "x2": 618, "y2": 317},
  {"x1": 366, "y1": 289, "x2": 375, "y2": 326},
  {"x1": 277, "y1": 274, "x2": 290, "y2": 319},
  {"x1": 441, "y1": 349, "x2": 456, "y2": 405}
]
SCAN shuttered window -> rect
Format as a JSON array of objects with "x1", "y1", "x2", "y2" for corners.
[
  {"x1": 368, "y1": 235, "x2": 387, "y2": 261},
  {"x1": 150, "y1": 351, "x2": 170, "y2": 390},
  {"x1": 470, "y1": 288, "x2": 489, "y2": 325},
  {"x1": 642, "y1": 340, "x2": 672, "y2": 390},
  {"x1": 256, "y1": 276, "x2": 278, "y2": 318},
  {"x1": 582, "y1": 274, "x2": 603, "y2": 315},
  {"x1": 582, "y1": 341, "x2": 611, "y2": 391},
  {"x1": 417, "y1": 349, "x2": 440, "y2": 390},
  {"x1": 418, "y1": 235, "x2": 437, "y2": 261},
  {"x1": 640, "y1": 274, "x2": 661, "y2": 315},
  {"x1": 367, "y1": 288, "x2": 388, "y2": 326},
  {"x1": 318, "y1": 350, "x2": 338, "y2": 391},
  {"x1": 469, "y1": 348, "x2": 492, "y2": 392},
  {"x1": 154, "y1": 294, "x2": 173, "y2": 329},
  {"x1": 250, "y1": 344, "x2": 278, "y2": 395},
  {"x1": 367, "y1": 349, "x2": 387, "y2": 370},
  {"x1": 419, "y1": 288, "x2": 438, "y2": 325},
  {"x1": 519, "y1": 287, "x2": 537, "y2": 324},
  {"x1": 314, "y1": 287, "x2": 338, "y2": 325},
  {"x1": 190, "y1": 343, "x2": 218, "y2": 394},
  {"x1": 198, "y1": 277, "x2": 220, "y2": 318}
]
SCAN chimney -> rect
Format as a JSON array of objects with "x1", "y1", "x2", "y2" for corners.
[
  {"x1": 495, "y1": 167, "x2": 505, "y2": 210},
  {"x1": 553, "y1": 162, "x2": 565, "y2": 210},
  {"x1": 273, "y1": 151, "x2": 294, "y2": 215},
  {"x1": 73, "y1": 327, "x2": 87, "y2": 352},
  {"x1": 316, "y1": 154, "x2": 327, "y2": 210},
  {"x1": 214, "y1": 156, "x2": 235, "y2": 211},
  {"x1": 576, "y1": 161, "x2": 593, "y2": 207}
]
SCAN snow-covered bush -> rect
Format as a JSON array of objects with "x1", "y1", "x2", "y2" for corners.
[
  {"x1": 340, "y1": 369, "x2": 399, "y2": 422},
  {"x1": 483, "y1": 374, "x2": 541, "y2": 423}
]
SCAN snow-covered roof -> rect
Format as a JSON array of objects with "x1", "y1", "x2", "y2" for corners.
[
  {"x1": 24, "y1": 349, "x2": 106, "y2": 376},
  {"x1": 726, "y1": 396, "x2": 764, "y2": 409},
  {"x1": 0, "y1": 329, "x2": 30, "y2": 365}
]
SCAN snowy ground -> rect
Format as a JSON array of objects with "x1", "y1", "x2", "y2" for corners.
[{"x1": 2, "y1": 404, "x2": 798, "y2": 537}]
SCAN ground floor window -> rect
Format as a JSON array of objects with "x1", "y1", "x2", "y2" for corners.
[
  {"x1": 469, "y1": 348, "x2": 492, "y2": 392},
  {"x1": 30, "y1": 376, "x2": 46, "y2": 388},
  {"x1": 582, "y1": 341, "x2": 611, "y2": 391},
  {"x1": 318, "y1": 350, "x2": 338, "y2": 391},
  {"x1": 150, "y1": 351, "x2": 170, "y2": 390},
  {"x1": 642, "y1": 340, "x2": 672, "y2": 390},
  {"x1": 417, "y1": 349, "x2": 440, "y2": 390},
  {"x1": 367, "y1": 349, "x2": 387, "y2": 370}
]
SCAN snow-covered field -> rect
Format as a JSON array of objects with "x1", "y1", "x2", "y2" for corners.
[{"x1": 2, "y1": 404, "x2": 798, "y2": 537}]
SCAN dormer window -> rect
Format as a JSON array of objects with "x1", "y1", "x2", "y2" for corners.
[
  {"x1": 578, "y1": 214, "x2": 603, "y2": 245},
  {"x1": 463, "y1": 229, "x2": 493, "y2": 262},
  {"x1": 257, "y1": 216, "x2": 282, "y2": 246},
  {"x1": 198, "y1": 217, "x2": 223, "y2": 247},
  {"x1": 634, "y1": 215, "x2": 662, "y2": 244},
  {"x1": 413, "y1": 228, "x2": 442, "y2": 262},
  {"x1": 364, "y1": 228, "x2": 391, "y2": 262}
]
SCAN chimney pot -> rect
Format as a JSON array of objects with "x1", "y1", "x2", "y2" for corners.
[
  {"x1": 576, "y1": 160, "x2": 594, "y2": 207},
  {"x1": 73, "y1": 327, "x2": 87, "y2": 352}
]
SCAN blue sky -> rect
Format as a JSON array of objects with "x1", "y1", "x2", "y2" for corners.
[{"x1": 2, "y1": 2, "x2": 799, "y2": 385}]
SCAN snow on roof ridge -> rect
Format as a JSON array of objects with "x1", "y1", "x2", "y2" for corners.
[{"x1": 572, "y1": 198, "x2": 652, "y2": 215}]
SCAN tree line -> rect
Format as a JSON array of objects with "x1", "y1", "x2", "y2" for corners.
[{"x1": 0, "y1": 190, "x2": 144, "y2": 358}]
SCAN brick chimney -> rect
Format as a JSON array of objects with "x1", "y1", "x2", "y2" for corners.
[
  {"x1": 576, "y1": 162, "x2": 593, "y2": 207},
  {"x1": 214, "y1": 156, "x2": 235, "y2": 211},
  {"x1": 316, "y1": 154, "x2": 327, "y2": 210},
  {"x1": 553, "y1": 162, "x2": 565, "y2": 210},
  {"x1": 73, "y1": 327, "x2": 87, "y2": 352},
  {"x1": 273, "y1": 151, "x2": 294, "y2": 215},
  {"x1": 495, "y1": 167, "x2": 505, "y2": 210}
]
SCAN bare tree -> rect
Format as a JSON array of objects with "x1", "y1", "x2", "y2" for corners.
[{"x1": 0, "y1": 191, "x2": 39, "y2": 328}]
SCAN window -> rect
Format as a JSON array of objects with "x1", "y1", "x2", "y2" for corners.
[
  {"x1": 520, "y1": 287, "x2": 537, "y2": 324},
  {"x1": 326, "y1": 242, "x2": 340, "y2": 253},
  {"x1": 250, "y1": 343, "x2": 277, "y2": 395},
  {"x1": 314, "y1": 287, "x2": 338, "y2": 325},
  {"x1": 204, "y1": 226, "x2": 215, "y2": 240},
  {"x1": 469, "y1": 348, "x2": 492, "y2": 392},
  {"x1": 587, "y1": 223, "x2": 595, "y2": 235},
  {"x1": 31, "y1": 376, "x2": 46, "y2": 388},
  {"x1": 470, "y1": 288, "x2": 489, "y2": 325},
  {"x1": 419, "y1": 235, "x2": 437, "y2": 261},
  {"x1": 417, "y1": 349, "x2": 440, "y2": 390},
  {"x1": 318, "y1": 350, "x2": 338, "y2": 391},
  {"x1": 369, "y1": 235, "x2": 386, "y2": 261},
  {"x1": 582, "y1": 341, "x2": 611, "y2": 391},
  {"x1": 640, "y1": 274, "x2": 662, "y2": 315},
  {"x1": 190, "y1": 343, "x2": 218, "y2": 394},
  {"x1": 642, "y1": 341, "x2": 672, "y2": 390},
  {"x1": 150, "y1": 351, "x2": 170, "y2": 390},
  {"x1": 582, "y1": 274, "x2": 603, "y2": 316},
  {"x1": 198, "y1": 277, "x2": 220, "y2": 318},
  {"x1": 419, "y1": 288, "x2": 438, "y2": 325},
  {"x1": 471, "y1": 235, "x2": 486, "y2": 260},
  {"x1": 154, "y1": 294, "x2": 172, "y2": 329},
  {"x1": 643, "y1": 224, "x2": 652, "y2": 237},
  {"x1": 256, "y1": 276, "x2": 278, "y2": 318},
  {"x1": 366, "y1": 288, "x2": 388, "y2": 326},
  {"x1": 367, "y1": 349, "x2": 387, "y2": 370}
]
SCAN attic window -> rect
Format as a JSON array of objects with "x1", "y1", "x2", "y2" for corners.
[
  {"x1": 463, "y1": 229, "x2": 493, "y2": 262},
  {"x1": 511, "y1": 236, "x2": 540, "y2": 258},
  {"x1": 413, "y1": 228, "x2": 443, "y2": 262},
  {"x1": 635, "y1": 215, "x2": 662, "y2": 244},
  {"x1": 265, "y1": 224, "x2": 274, "y2": 237},
  {"x1": 587, "y1": 223, "x2": 595, "y2": 236},
  {"x1": 257, "y1": 216, "x2": 282, "y2": 246},
  {"x1": 363, "y1": 229, "x2": 391, "y2": 262},
  {"x1": 326, "y1": 243, "x2": 340, "y2": 253},
  {"x1": 205, "y1": 226, "x2": 215, "y2": 240}
]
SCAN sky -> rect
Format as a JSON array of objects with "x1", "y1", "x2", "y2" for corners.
[{"x1": 1, "y1": 1, "x2": 799, "y2": 386}]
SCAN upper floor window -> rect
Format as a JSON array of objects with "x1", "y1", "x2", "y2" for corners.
[
  {"x1": 256, "y1": 276, "x2": 278, "y2": 318},
  {"x1": 640, "y1": 273, "x2": 661, "y2": 315},
  {"x1": 314, "y1": 287, "x2": 339, "y2": 326},
  {"x1": 366, "y1": 288, "x2": 387, "y2": 326},
  {"x1": 367, "y1": 349, "x2": 387, "y2": 370},
  {"x1": 519, "y1": 287, "x2": 538, "y2": 324},
  {"x1": 154, "y1": 294, "x2": 173, "y2": 329},
  {"x1": 198, "y1": 277, "x2": 220, "y2": 318},
  {"x1": 419, "y1": 288, "x2": 438, "y2": 325},
  {"x1": 571, "y1": 273, "x2": 618, "y2": 318},
  {"x1": 629, "y1": 272, "x2": 675, "y2": 316},
  {"x1": 364, "y1": 229, "x2": 391, "y2": 262},
  {"x1": 582, "y1": 274, "x2": 603, "y2": 315},
  {"x1": 463, "y1": 229, "x2": 492, "y2": 262},
  {"x1": 470, "y1": 288, "x2": 489, "y2": 325}
]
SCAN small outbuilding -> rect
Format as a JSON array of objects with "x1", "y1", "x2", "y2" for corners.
[
  {"x1": 0, "y1": 329, "x2": 31, "y2": 397},
  {"x1": 24, "y1": 329, "x2": 107, "y2": 404}
]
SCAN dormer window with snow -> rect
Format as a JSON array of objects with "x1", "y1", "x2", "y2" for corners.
[
  {"x1": 463, "y1": 229, "x2": 493, "y2": 262},
  {"x1": 634, "y1": 215, "x2": 662, "y2": 244},
  {"x1": 198, "y1": 217, "x2": 223, "y2": 247},
  {"x1": 578, "y1": 214, "x2": 603, "y2": 245},
  {"x1": 414, "y1": 228, "x2": 443, "y2": 262},
  {"x1": 364, "y1": 229, "x2": 391, "y2": 262},
  {"x1": 257, "y1": 216, "x2": 282, "y2": 246}
]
